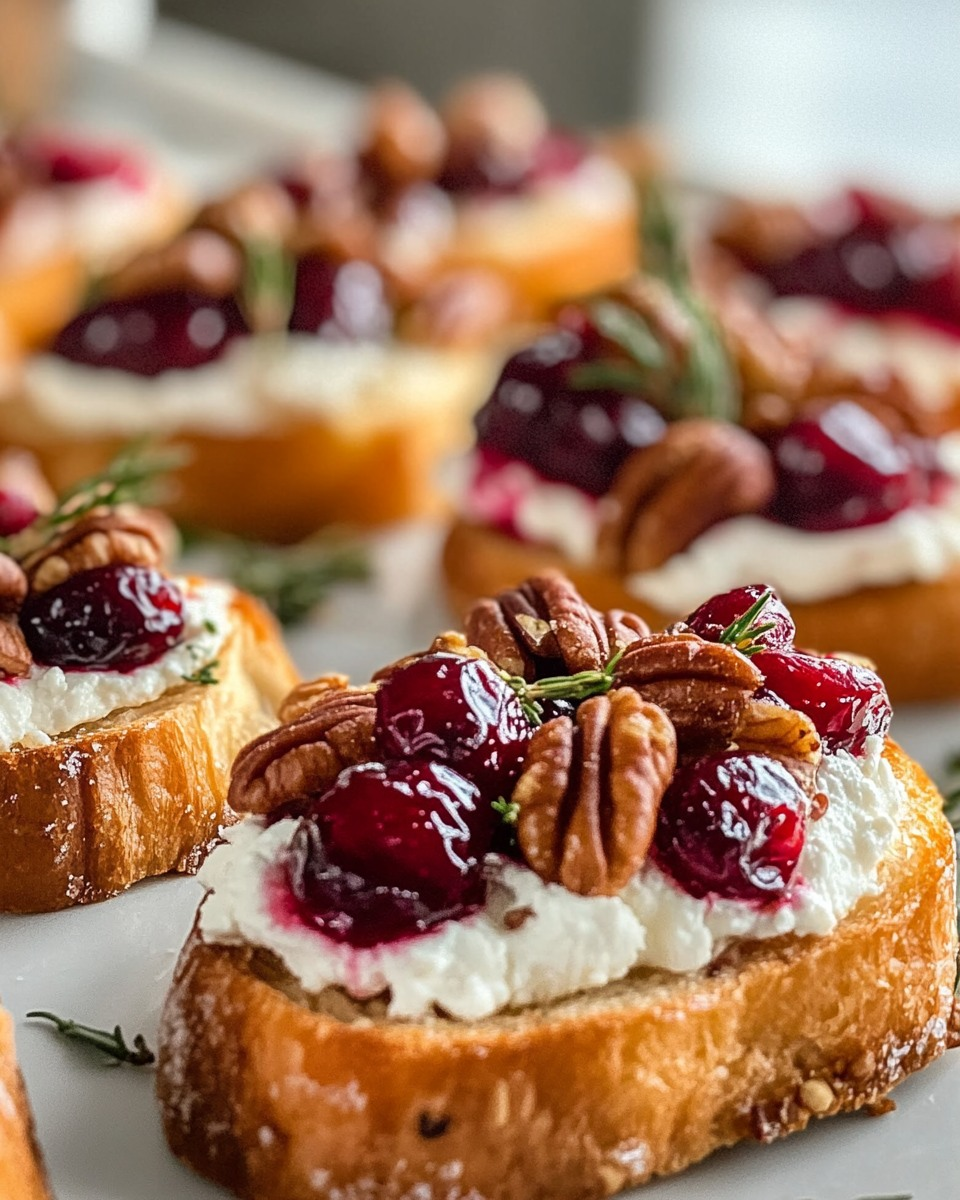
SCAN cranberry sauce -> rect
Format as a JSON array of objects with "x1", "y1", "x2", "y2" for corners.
[
  {"x1": 286, "y1": 761, "x2": 494, "y2": 948},
  {"x1": 0, "y1": 490, "x2": 39, "y2": 537},
  {"x1": 734, "y1": 189, "x2": 960, "y2": 333},
  {"x1": 288, "y1": 254, "x2": 393, "y2": 340},
  {"x1": 51, "y1": 291, "x2": 249, "y2": 375},
  {"x1": 21, "y1": 564, "x2": 185, "y2": 670},
  {"x1": 653, "y1": 751, "x2": 807, "y2": 903},
  {"x1": 437, "y1": 129, "x2": 587, "y2": 197},
  {"x1": 473, "y1": 326, "x2": 666, "y2": 497}
]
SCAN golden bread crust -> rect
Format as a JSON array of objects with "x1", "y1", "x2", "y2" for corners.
[
  {"x1": 0, "y1": 1006, "x2": 51, "y2": 1200},
  {"x1": 156, "y1": 743, "x2": 958, "y2": 1200},
  {"x1": 443, "y1": 517, "x2": 960, "y2": 702},
  {"x1": 0, "y1": 590, "x2": 298, "y2": 913}
]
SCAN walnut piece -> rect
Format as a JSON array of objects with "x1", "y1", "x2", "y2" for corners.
[
  {"x1": 19, "y1": 505, "x2": 175, "y2": 593},
  {"x1": 229, "y1": 689, "x2": 377, "y2": 815},
  {"x1": 465, "y1": 571, "x2": 647, "y2": 682},
  {"x1": 0, "y1": 553, "x2": 27, "y2": 615},
  {"x1": 513, "y1": 689, "x2": 676, "y2": 896},
  {"x1": 597, "y1": 419, "x2": 776, "y2": 574},
  {"x1": 614, "y1": 630, "x2": 762, "y2": 750}
]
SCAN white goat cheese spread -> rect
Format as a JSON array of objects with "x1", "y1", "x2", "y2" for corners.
[
  {"x1": 0, "y1": 579, "x2": 231, "y2": 752},
  {"x1": 198, "y1": 736, "x2": 900, "y2": 1021}
]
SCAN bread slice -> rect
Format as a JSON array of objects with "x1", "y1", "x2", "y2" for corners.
[
  {"x1": 443, "y1": 516, "x2": 960, "y2": 703},
  {"x1": 0, "y1": 591, "x2": 298, "y2": 913},
  {"x1": 0, "y1": 1005, "x2": 51, "y2": 1200},
  {"x1": 156, "y1": 742, "x2": 958, "y2": 1200}
]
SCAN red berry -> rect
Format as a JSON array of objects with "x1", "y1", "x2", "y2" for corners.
[
  {"x1": 21, "y1": 564, "x2": 185, "y2": 670},
  {"x1": 52, "y1": 291, "x2": 249, "y2": 376},
  {"x1": 686, "y1": 584, "x2": 795, "y2": 650},
  {"x1": 754, "y1": 648, "x2": 891, "y2": 755},
  {"x1": 0, "y1": 489, "x2": 38, "y2": 536},
  {"x1": 653, "y1": 752, "x2": 807, "y2": 903},
  {"x1": 375, "y1": 653, "x2": 532, "y2": 794},
  {"x1": 766, "y1": 401, "x2": 929, "y2": 531},
  {"x1": 288, "y1": 254, "x2": 392, "y2": 340},
  {"x1": 288, "y1": 760, "x2": 491, "y2": 947},
  {"x1": 37, "y1": 136, "x2": 144, "y2": 188}
]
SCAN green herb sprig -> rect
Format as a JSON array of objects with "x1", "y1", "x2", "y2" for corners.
[
  {"x1": 492, "y1": 796, "x2": 520, "y2": 825},
  {"x1": 182, "y1": 659, "x2": 220, "y2": 686},
  {"x1": 44, "y1": 439, "x2": 187, "y2": 530},
  {"x1": 717, "y1": 590, "x2": 775, "y2": 658},
  {"x1": 242, "y1": 238, "x2": 295, "y2": 333},
  {"x1": 498, "y1": 647, "x2": 626, "y2": 727},
  {"x1": 27, "y1": 1010, "x2": 155, "y2": 1067}
]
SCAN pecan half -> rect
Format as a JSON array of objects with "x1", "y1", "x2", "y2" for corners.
[
  {"x1": 0, "y1": 553, "x2": 27, "y2": 615},
  {"x1": 513, "y1": 689, "x2": 676, "y2": 896},
  {"x1": 361, "y1": 80, "x2": 448, "y2": 185},
  {"x1": 0, "y1": 450, "x2": 54, "y2": 516},
  {"x1": 465, "y1": 572, "x2": 644, "y2": 682},
  {"x1": 399, "y1": 269, "x2": 514, "y2": 348},
  {"x1": 0, "y1": 617, "x2": 31, "y2": 677},
  {"x1": 106, "y1": 229, "x2": 243, "y2": 303},
  {"x1": 229, "y1": 689, "x2": 377, "y2": 815},
  {"x1": 19, "y1": 505, "x2": 175, "y2": 592},
  {"x1": 278, "y1": 673, "x2": 352, "y2": 723},
  {"x1": 614, "y1": 631, "x2": 762, "y2": 750},
  {"x1": 371, "y1": 632, "x2": 489, "y2": 684},
  {"x1": 732, "y1": 697, "x2": 823, "y2": 798},
  {"x1": 193, "y1": 179, "x2": 297, "y2": 248},
  {"x1": 597, "y1": 420, "x2": 776, "y2": 575}
]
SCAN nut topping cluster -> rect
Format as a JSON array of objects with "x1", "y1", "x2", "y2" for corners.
[{"x1": 236, "y1": 575, "x2": 885, "y2": 938}]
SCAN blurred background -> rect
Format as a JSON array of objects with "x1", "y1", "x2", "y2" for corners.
[{"x1": 4, "y1": 0, "x2": 960, "y2": 201}]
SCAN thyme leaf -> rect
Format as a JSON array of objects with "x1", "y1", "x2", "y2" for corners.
[
  {"x1": 43, "y1": 439, "x2": 187, "y2": 529},
  {"x1": 241, "y1": 238, "x2": 295, "y2": 333},
  {"x1": 27, "y1": 1011, "x2": 155, "y2": 1067},
  {"x1": 492, "y1": 797, "x2": 520, "y2": 825},
  {"x1": 499, "y1": 647, "x2": 626, "y2": 725},
  {"x1": 182, "y1": 659, "x2": 220, "y2": 686}
]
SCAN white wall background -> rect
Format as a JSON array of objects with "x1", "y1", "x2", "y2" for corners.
[{"x1": 644, "y1": 0, "x2": 960, "y2": 203}]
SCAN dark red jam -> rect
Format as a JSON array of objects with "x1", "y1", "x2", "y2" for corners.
[{"x1": 288, "y1": 253, "x2": 393, "y2": 340}]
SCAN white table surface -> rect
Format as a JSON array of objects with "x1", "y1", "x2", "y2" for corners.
[{"x1": 2, "y1": 19, "x2": 959, "y2": 1200}]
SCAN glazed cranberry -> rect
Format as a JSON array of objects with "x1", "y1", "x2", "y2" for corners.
[
  {"x1": 0, "y1": 490, "x2": 38, "y2": 536},
  {"x1": 754, "y1": 649, "x2": 891, "y2": 756},
  {"x1": 375, "y1": 653, "x2": 531, "y2": 794},
  {"x1": 35, "y1": 137, "x2": 144, "y2": 188},
  {"x1": 741, "y1": 188, "x2": 960, "y2": 330},
  {"x1": 51, "y1": 291, "x2": 249, "y2": 376},
  {"x1": 288, "y1": 253, "x2": 392, "y2": 340},
  {"x1": 686, "y1": 584, "x2": 796, "y2": 650},
  {"x1": 288, "y1": 760, "x2": 491, "y2": 947},
  {"x1": 653, "y1": 752, "x2": 807, "y2": 903},
  {"x1": 474, "y1": 330, "x2": 666, "y2": 496},
  {"x1": 766, "y1": 401, "x2": 929, "y2": 530},
  {"x1": 21, "y1": 564, "x2": 185, "y2": 670}
]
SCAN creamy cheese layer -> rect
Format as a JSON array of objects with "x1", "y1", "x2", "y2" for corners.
[
  {"x1": 21, "y1": 338, "x2": 497, "y2": 439},
  {"x1": 462, "y1": 452, "x2": 960, "y2": 606},
  {"x1": 0, "y1": 579, "x2": 231, "y2": 752},
  {"x1": 198, "y1": 736, "x2": 900, "y2": 1021}
]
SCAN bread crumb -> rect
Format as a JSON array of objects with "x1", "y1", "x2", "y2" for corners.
[{"x1": 799, "y1": 1078, "x2": 834, "y2": 1114}]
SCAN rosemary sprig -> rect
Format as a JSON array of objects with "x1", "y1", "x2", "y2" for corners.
[
  {"x1": 182, "y1": 659, "x2": 220, "y2": 686},
  {"x1": 43, "y1": 439, "x2": 187, "y2": 530},
  {"x1": 499, "y1": 647, "x2": 626, "y2": 727},
  {"x1": 717, "y1": 590, "x2": 775, "y2": 658},
  {"x1": 27, "y1": 1010, "x2": 155, "y2": 1066},
  {"x1": 242, "y1": 238, "x2": 295, "y2": 333},
  {"x1": 225, "y1": 535, "x2": 370, "y2": 627}
]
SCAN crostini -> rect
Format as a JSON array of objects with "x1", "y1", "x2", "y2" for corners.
[
  {"x1": 157, "y1": 574, "x2": 958, "y2": 1199},
  {"x1": 0, "y1": 450, "x2": 298, "y2": 912},
  {"x1": 0, "y1": 1002, "x2": 50, "y2": 1200}
]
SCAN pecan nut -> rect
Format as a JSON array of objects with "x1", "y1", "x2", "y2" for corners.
[
  {"x1": 229, "y1": 689, "x2": 377, "y2": 815},
  {"x1": 614, "y1": 631, "x2": 762, "y2": 749},
  {"x1": 0, "y1": 617, "x2": 31, "y2": 677},
  {"x1": 513, "y1": 689, "x2": 676, "y2": 896},
  {"x1": 465, "y1": 572, "x2": 647, "y2": 682},
  {"x1": 106, "y1": 229, "x2": 244, "y2": 303},
  {"x1": 597, "y1": 420, "x2": 776, "y2": 574},
  {"x1": 278, "y1": 673, "x2": 352, "y2": 723},
  {"x1": 399, "y1": 269, "x2": 514, "y2": 349},
  {"x1": 732, "y1": 697, "x2": 823, "y2": 799},
  {"x1": 0, "y1": 553, "x2": 27, "y2": 615},
  {"x1": 361, "y1": 81, "x2": 448, "y2": 185},
  {"x1": 19, "y1": 505, "x2": 175, "y2": 592},
  {"x1": 371, "y1": 632, "x2": 489, "y2": 684}
]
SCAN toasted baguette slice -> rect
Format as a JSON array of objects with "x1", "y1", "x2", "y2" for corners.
[
  {"x1": 0, "y1": 591, "x2": 298, "y2": 913},
  {"x1": 0, "y1": 1005, "x2": 51, "y2": 1200},
  {"x1": 443, "y1": 516, "x2": 960, "y2": 703},
  {"x1": 156, "y1": 743, "x2": 958, "y2": 1200}
]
